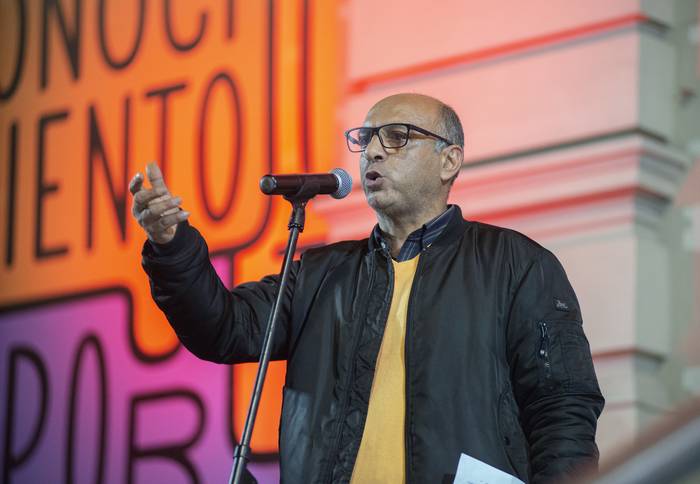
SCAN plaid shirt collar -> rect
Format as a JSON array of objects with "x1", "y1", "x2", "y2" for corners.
[{"x1": 372, "y1": 205, "x2": 457, "y2": 262}]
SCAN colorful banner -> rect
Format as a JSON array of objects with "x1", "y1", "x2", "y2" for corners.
[{"x1": 0, "y1": 1, "x2": 340, "y2": 481}]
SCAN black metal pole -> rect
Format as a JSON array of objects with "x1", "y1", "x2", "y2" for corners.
[{"x1": 229, "y1": 197, "x2": 308, "y2": 484}]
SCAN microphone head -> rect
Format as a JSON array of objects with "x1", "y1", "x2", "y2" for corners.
[
  {"x1": 330, "y1": 168, "x2": 352, "y2": 199},
  {"x1": 259, "y1": 175, "x2": 276, "y2": 194}
]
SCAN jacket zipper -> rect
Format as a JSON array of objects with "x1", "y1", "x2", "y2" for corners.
[
  {"x1": 403, "y1": 252, "x2": 426, "y2": 483},
  {"x1": 322, "y1": 252, "x2": 381, "y2": 484},
  {"x1": 538, "y1": 321, "x2": 552, "y2": 381}
]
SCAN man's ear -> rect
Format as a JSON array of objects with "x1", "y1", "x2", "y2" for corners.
[{"x1": 440, "y1": 146, "x2": 463, "y2": 184}]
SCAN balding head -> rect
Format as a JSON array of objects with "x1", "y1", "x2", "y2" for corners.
[
  {"x1": 368, "y1": 93, "x2": 464, "y2": 151},
  {"x1": 369, "y1": 93, "x2": 443, "y2": 118}
]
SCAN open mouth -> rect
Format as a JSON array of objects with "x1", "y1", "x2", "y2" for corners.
[{"x1": 365, "y1": 170, "x2": 381, "y2": 181}]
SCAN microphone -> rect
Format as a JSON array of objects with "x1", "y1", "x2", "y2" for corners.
[{"x1": 259, "y1": 168, "x2": 352, "y2": 199}]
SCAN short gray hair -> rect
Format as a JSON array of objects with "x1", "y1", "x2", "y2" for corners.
[
  {"x1": 435, "y1": 103, "x2": 464, "y2": 186},
  {"x1": 434, "y1": 103, "x2": 464, "y2": 153}
]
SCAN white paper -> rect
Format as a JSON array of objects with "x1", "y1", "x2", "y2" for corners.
[{"x1": 453, "y1": 453, "x2": 525, "y2": 484}]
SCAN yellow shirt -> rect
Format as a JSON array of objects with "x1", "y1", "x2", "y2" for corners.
[{"x1": 351, "y1": 255, "x2": 420, "y2": 484}]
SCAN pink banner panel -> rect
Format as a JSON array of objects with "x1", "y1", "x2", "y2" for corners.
[{"x1": 0, "y1": 284, "x2": 278, "y2": 483}]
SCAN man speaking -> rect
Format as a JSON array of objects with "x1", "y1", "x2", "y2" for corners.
[{"x1": 131, "y1": 93, "x2": 604, "y2": 483}]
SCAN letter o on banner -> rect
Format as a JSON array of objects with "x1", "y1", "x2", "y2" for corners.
[{"x1": 197, "y1": 71, "x2": 242, "y2": 222}]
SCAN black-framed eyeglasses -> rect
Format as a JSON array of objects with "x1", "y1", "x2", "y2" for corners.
[{"x1": 344, "y1": 123, "x2": 455, "y2": 153}]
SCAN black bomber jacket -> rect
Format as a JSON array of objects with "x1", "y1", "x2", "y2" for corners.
[{"x1": 141, "y1": 206, "x2": 604, "y2": 483}]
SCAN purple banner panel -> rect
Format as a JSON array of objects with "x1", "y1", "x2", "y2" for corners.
[{"x1": 0, "y1": 285, "x2": 278, "y2": 483}]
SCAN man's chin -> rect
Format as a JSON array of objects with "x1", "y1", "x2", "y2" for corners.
[{"x1": 364, "y1": 191, "x2": 393, "y2": 213}]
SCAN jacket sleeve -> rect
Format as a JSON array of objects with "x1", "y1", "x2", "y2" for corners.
[
  {"x1": 140, "y1": 221, "x2": 296, "y2": 364},
  {"x1": 506, "y1": 249, "x2": 604, "y2": 483}
]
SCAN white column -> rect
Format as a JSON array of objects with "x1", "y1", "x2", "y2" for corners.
[{"x1": 318, "y1": 0, "x2": 700, "y2": 461}]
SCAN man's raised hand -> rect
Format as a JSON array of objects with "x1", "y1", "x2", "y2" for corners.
[{"x1": 130, "y1": 162, "x2": 189, "y2": 244}]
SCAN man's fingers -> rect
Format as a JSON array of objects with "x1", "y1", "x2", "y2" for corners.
[
  {"x1": 132, "y1": 187, "x2": 169, "y2": 212},
  {"x1": 161, "y1": 207, "x2": 180, "y2": 217},
  {"x1": 139, "y1": 196, "x2": 183, "y2": 225},
  {"x1": 129, "y1": 172, "x2": 144, "y2": 195},
  {"x1": 151, "y1": 210, "x2": 190, "y2": 232},
  {"x1": 130, "y1": 163, "x2": 183, "y2": 244},
  {"x1": 149, "y1": 194, "x2": 170, "y2": 206},
  {"x1": 146, "y1": 162, "x2": 168, "y2": 191}
]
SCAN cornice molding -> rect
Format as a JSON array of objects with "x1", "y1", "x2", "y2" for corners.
[
  {"x1": 316, "y1": 133, "x2": 692, "y2": 243},
  {"x1": 454, "y1": 134, "x2": 690, "y2": 241},
  {"x1": 314, "y1": 132, "x2": 692, "y2": 240}
]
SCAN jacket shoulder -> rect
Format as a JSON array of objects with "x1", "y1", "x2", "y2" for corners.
[
  {"x1": 464, "y1": 220, "x2": 575, "y2": 299},
  {"x1": 465, "y1": 220, "x2": 545, "y2": 253}
]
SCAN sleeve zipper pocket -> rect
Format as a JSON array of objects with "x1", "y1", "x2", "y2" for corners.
[{"x1": 538, "y1": 321, "x2": 552, "y2": 381}]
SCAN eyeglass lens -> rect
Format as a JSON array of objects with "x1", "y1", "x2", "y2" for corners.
[{"x1": 347, "y1": 124, "x2": 410, "y2": 152}]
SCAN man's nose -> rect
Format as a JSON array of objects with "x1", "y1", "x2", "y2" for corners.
[{"x1": 364, "y1": 132, "x2": 386, "y2": 163}]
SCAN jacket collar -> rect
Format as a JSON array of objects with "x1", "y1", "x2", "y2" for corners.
[{"x1": 367, "y1": 204, "x2": 465, "y2": 254}]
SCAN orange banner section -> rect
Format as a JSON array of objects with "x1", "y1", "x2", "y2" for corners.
[{"x1": 1, "y1": 0, "x2": 341, "y2": 455}]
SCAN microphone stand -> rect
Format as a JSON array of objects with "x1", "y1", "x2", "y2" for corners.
[{"x1": 229, "y1": 184, "x2": 318, "y2": 484}]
